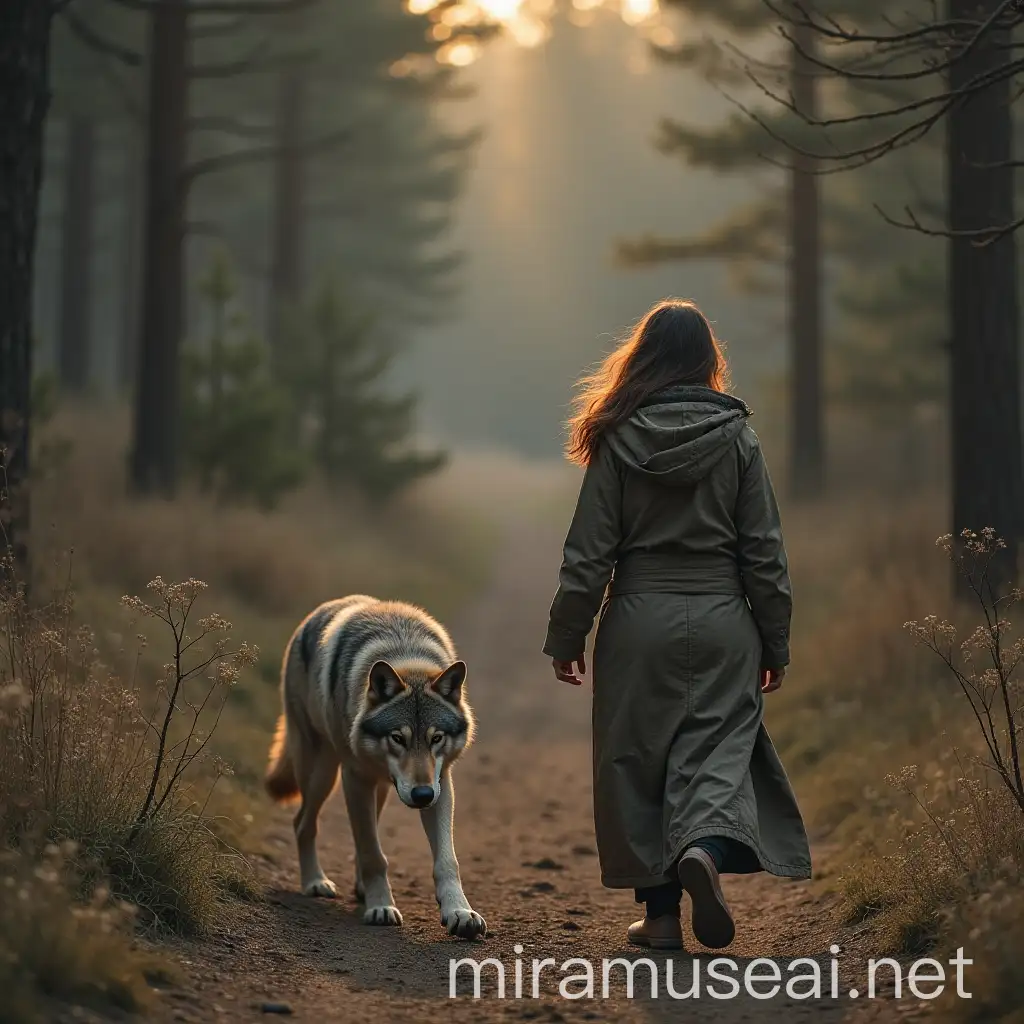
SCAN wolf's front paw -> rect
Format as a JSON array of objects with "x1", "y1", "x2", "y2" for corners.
[
  {"x1": 302, "y1": 877, "x2": 339, "y2": 898},
  {"x1": 364, "y1": 904, "x2": 403, "y2": 926},
  {"x1": 442, "y1": 907, "x2": 487, "y2": 940}
]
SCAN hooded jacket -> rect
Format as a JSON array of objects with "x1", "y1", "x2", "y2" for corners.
[{"x1": 544, "y1": 386, "x2": 792, "y2": 670}]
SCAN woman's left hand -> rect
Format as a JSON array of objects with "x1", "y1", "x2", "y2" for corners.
[{"x1": 553, "y1": 654, "x2": 586, "y2": 686}]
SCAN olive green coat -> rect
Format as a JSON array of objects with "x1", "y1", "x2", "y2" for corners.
[{"x1": 544, "y1": 386, "x2": 810, "y2": 889}]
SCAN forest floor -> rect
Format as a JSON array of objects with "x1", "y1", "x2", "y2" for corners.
[{"x1": 94, "y1": 511, "x2": 930, "y2": 1024}]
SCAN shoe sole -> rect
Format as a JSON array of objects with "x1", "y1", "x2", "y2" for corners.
[
  {"x1": 627, "y1": 932, "x2": 684, "y2": 950},
  {"x1": 678, "y1": 851, "x2": 736, "y2": 949}
]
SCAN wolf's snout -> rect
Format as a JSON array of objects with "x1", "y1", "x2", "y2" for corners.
[{"x1": 409, "y1": 785, "x2": 435, "y2": 808}]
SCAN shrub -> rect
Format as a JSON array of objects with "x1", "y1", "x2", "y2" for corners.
[
  {"x1": 838, "y1": 527, "x2": 1024, "y2": 953},
  {"x1": 181, "y1": 251, "x2": 306, "y2": 509},
  {"x1": 281, "y1": 283, "x2": 446, "y2": 500},
  {"x1": 936, "y1": 876, "x2": 1024, "y2": 1023},
  {"x1": 840, "y1": 762, "x2": 1024, "y2": 953},
  {"x1": 904, "y1": 528, "x2": 1024, "y2": 815},
  {"x1": 0, "y1": 843, "x2": 154, "y2": 1024},
  {"x1": 0, "y1": 568, "x2": 257, "y2": 935}
]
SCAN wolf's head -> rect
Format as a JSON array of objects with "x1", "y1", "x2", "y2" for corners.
[{"x1": 351, "y1": 659, "x2": 474, "y2": 809}]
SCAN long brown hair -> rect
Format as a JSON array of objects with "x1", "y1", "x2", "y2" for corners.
[{"x1": 566, "y1": 299, "x2": 730, "y2": 466}]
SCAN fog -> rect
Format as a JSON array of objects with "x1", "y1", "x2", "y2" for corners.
[{"x1": 407, "y1": 10, "x2": 772, "y2": 455}]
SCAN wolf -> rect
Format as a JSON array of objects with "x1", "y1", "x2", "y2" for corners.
[{"x1": 265, "y1": 595, "x2": 486, "y2": 939}]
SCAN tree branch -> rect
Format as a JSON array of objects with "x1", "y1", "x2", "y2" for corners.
[
  {"x1": 763, "y1": 0, "x2": 1019, "y2": 49},
  {"x1": 189, "y1": 116, "x2": 275, "y2": 139},
  {"x1": 105, "y1": 0, "x2": 317, "y2": 12},
  {"x1": 186, "y1": 0, "x2": 317, "y2": 12},
  {"x1": 182, "y1": 127, "x2": 352, "y2": 185},
  {"x1": 60, "y1": 6, "x2": 143, "y2": 66},
  {"x1": 874, "y1": 203, "x2": 1024, "y2": 247},
  {"x1": 770, "y1": 2, "x2": 1021, "y2": 86},
  {"x1": 188, "y1": 46, "x2": 312, "y2": 78},
  {"x1": 189, "y1": 13, "x2": 243, "y2": 36}
]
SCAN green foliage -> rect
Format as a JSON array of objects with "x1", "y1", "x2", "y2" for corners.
[
  {"x1": 181, "y1": 253, "x2": 306, "y2": 509},
  {"x1": 184, "y1": 0, "x2": 476, "y2": 330},
  {"x1": 283, "y1": 284, "x2": 446, "y2": 501},
  {"x1": 181, "y1": 253, "x2": 444, "y2": 506}
]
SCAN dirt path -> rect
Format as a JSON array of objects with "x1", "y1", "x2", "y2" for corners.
[{"x1": 150, "y1": 516, "x2": 911, "y2": 1024}]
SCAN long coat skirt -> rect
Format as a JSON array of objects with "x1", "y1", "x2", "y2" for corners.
[{"x1": 544, "y1": 387, "x2": 811, "y2": 889}]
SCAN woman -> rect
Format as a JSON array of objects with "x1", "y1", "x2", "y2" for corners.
[{"x1": 543, "y1": 299, "x2": 810, "y2": 952}]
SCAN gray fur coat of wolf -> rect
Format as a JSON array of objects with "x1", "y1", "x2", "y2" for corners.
[{"x1": 266, "y1": 595, "x2": 486, "y2": 938}]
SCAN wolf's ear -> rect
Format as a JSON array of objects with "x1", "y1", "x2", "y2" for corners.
[
  {"x1": 430, "y1": 661, "x2": 467, "y2": 703},
  {"x1": 366, "y1": 661, "x2": 407, "y2": 706}
]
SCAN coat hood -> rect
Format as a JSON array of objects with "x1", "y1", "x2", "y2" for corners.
[{"x1": 605, "y1": 385, "x2": 752, "y2": 486}]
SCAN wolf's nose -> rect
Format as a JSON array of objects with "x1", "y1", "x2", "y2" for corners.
[{"x1": 410, "y1": 785, "x2": 435, "y2": 808}]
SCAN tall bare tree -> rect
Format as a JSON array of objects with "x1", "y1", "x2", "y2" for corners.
[
  {"x1": 0, "y1": 0, "x2": 54, "y2": 579},
  {"x1": 112, "y1": 0, "x2": 317, "y2": 495},
  {"x1": 267, "y1": 65, "x2": 306, "y2": 361},
  {"x1": 57, "y1": 116, "x2": 97, "y2": 394},
  {"x1": 947, "y1": 0, "x2": 1021, "y2": 585},
  {"x1": 748, "y1": 0, "x2": 1023, "y2": 583},
  {"x1": 787, "y1": 19, "x2": 823, "y2": 498},
  {"x1": 130, "y1": 0, "x2": 189, "y2": 495},
  {"x1": 620, "y1": 0, "x2": 829, "y2": 498}
]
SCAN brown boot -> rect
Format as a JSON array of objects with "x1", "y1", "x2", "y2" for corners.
[
  {"x1": 677, "y1": 847, "x2": 736, "y2": 949},
  {"x1": 626, "y1": 914, "x2": 684, "y2": 950}
]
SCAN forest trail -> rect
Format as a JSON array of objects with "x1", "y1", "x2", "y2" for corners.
[{"x1": 148, "y1": 513, "x2": 910, "y2": 1024}]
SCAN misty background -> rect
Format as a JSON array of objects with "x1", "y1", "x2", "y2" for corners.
[
  {"x1": 31, "y1": 4, "x2": 776, "y2": 459},
  {"x1": 407, "y1": 12, "x2": 769, "y2": 454}
]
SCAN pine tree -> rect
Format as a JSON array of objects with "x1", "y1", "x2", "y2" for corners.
[
  {"x1": 0, "y1": 0, "x2": 53, "y2": 580},
  {"x1": 260, "y1": 1, "x2": 476, "y2": 361},
  {"x1": 750, "y1": 2, "x2": 1023, "y2": 582},
  {"x1": 47, "y1": 0, "x2": 142, "y2": 395},
  {"x1": 621, "y1": 0, "x2": 834, "y2": 498},
  {"x1": 45, "y1": 0, "x2": 146, "y2": 395},
  {"x1": 181, "y1": 250, "x2": 305, "y2": 509},
  {"x1": 946, "y1": 0, "x2": 1021, "y2": 584},
  {"x1": 621, "y1": 1, "x2": 965, "y2": 482},
  {"x1": 51, "y1": 0, "x2": 475, "y2": 494},
  {"x1": 56, "y1": 116, "x2": 96, "y2": 394},
  {"x1": 282, "y1": 284, "x2": 446, "y2": 501},
  {"x1": 181, "y1": 0, "x2": 477, "y2": 365}
]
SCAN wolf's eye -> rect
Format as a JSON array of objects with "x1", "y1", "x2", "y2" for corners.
[
  {"x1": 389, "y1": 731, "x2": 406, "y2": 747},
  {"x1": 431, "y1": 732, "x2": 446, "y2": 748}
]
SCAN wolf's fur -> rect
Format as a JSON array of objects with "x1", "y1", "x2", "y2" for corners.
[{"x1": 265, "y1": 595, "x2": 485, "y2": 938}]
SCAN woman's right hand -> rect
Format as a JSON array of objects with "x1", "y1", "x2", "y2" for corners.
[
  {"x1": 761, "y1": 666, "x2": 786, "y2": 693},
  {"x1": 553, "y1": 654, "x2": 587, "y2": 686}
]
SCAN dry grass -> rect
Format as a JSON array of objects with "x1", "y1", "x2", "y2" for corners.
[
  {"x1": 1, "y1": 403, "x2": 501, "y2": 1020},
  {"x1": 30, "y1": 405, "x2": 496, "y2": 794},
  {"x1": 936, "y1": 876, "x2": 1024, "y2": 1023},
  {"x1": 34, "y1": 405, "x2": 492, "y2": 624},
  {"x1": 767, "y1": 495, "x2": 953, "y2": 842},
  {"x1": 764, "y1": 490, "x2": 1024, "y2": 967},
  {"x1": 0, "y1": 574, "x2": 256, "y2": 936},
  {"x1": 0, "y1": 844, "x2": 159, "y2": 1024},
  {"x1": 523, "y1": 412, "x2": 1020, "y2": 971}
]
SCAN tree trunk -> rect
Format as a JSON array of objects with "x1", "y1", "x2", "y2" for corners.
[
  {"x1": 0, "y1": 0, "x2": 51, "y2": 581},
  {"x1": 947, "y1": 0, "x2": 1021, "y2": 589},
  {"x1": 118, "y1": 125, "x2": 143, "y2": 393},
  {"x1": 130, "y1": 0, "x2": 189, "y2": 496},
  {"x1": 57, "y1": 116, "x2": 96, "y2": 394},
  {"x1": 269, "y1": 67, "x2": 307, "y2": 365},
  {"x1": 787, "y1": 22, "x2": 824, "y2": 500}
]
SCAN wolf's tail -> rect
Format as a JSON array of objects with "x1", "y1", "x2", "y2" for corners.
[{"x1": 265, "y1": 714, "x2": 300, "y2": 804}]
